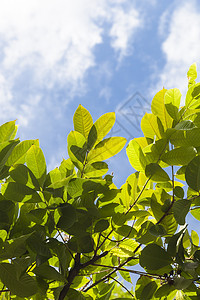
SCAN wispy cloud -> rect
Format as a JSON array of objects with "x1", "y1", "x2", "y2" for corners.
[
  {"x1": 0, "y1": 0, "x2": 142, "y2": 126},
  {"x1": 157, "y1": 0, "x2": 200, "y2": 102}
]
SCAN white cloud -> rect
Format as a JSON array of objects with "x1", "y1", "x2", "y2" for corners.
[
  {"x1": 0, "y1": 0, "x2": 142, "y2": 126},
  {"x1": 109, "y1": 5, "x2": 141, "y2": 60},
  {"x1": 157, "y1": 1, "x2": 200, "y2": 102}
]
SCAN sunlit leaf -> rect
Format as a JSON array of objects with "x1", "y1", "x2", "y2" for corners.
[
  {"x1": 73, "y1": 105, "x2": 93, "y2": 138},
  {"x1": 26, "y1": 145, "x2": 46, "y2": 187},
  {"x1": 87, "y1": 137, "x2": 126, "y2": 163},
  {"x1": 164, "y1": 88, "x2": 181, "y2": 120},
  {"x1": 141, "y1": 113, "x2": 163, "y2": 139},
  {"x1": 151, "y1": 88, "x2": 173, "y2": 130},
  {"x1": 87, "y1": 112, "x2": 115, "y2": 150},
  {"x1": 126, "y1": 139, "x2": 147, "y2": 172}
]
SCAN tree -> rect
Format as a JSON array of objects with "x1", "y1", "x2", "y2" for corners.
[{"x1": 0, "y1": 63, "x2": 199, "y2": 299}]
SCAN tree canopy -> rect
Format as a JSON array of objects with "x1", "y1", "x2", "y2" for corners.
[{"x1": 0, "y1": 63, "x2": 199, "y2": 299}]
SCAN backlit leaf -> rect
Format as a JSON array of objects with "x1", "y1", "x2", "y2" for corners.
[
  {"x1": 87, "y1": 112, "x2": 115, "y2": 150},
  {"x1": 87, "y1": 137, "x2": 126, "y2": 163},
  {"x1": 26, "y1": 145, "x2": 46, "y2": 187},
  {"x1": 126, "y1": 139, "x2": 147, "y2": 172},
  {"x1": 73, "y1": 105, "x2": 93, "y2": 138},
  {"x1": 164, "y1": 88, "x2": 181, "y2": 120}
]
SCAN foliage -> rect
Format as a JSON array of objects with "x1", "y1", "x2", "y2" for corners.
[{"x1": 0, "y1": 64, "x2": 200, "y2": 299}]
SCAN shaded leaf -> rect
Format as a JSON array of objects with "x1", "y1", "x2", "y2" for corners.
[
  {"x1": 0, "y1": 263, "x2": 37, "y2": 297},
  {"x1": 185, "y1": 155, "x2": 200, "y2": 191},
  {"x1": 140, "y1": 244, "x2": 172, "y2": 270},
  {"x1": 145, "y1": 163, "x2": 170, "y2": 182},
  {"x1": 173, "y1": 199, "x2": 191, "y2": 225}
]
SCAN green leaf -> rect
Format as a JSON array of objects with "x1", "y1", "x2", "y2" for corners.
[
  {"x1": 140, "y1": 244, "x2": 173, "y2": 270},
  {"x1": 191, "y1": 230, "x2": 199, "y2": 246},
  {"x1": 70, "y1": 234, "x2": 94, "y2": 253},
  {"x1": 185, "y1": 155, "x2": 200, "y2": 191},
  {"x1": 174, "y1": 277, "x2": 193, "y2": 290},
  {"x1": 84, "y1": 161, "x2": 108, "y2": 177},
  {"x1": 186, "y1": 82, "x2": 200, "y2": 109},
  {"x1": 27, "y1": 208, "x2": 47, "y2": 225},
  {"x1": 126, "y1": 139, "x2": 147, "y2": 172},
  {"x1": 33, "y1": 265, "x2": 64, "y2": 281},
  {"x1": 94, "y1": 219, "x2": 109, "y2": 233},
  {"x1": 151, "y1": 88, "x2": 173, "y2": 130},
  {"x1": 87, "y1": 137, "x2": 126, "y2": 163},
  {"x1": 6, "y1": 140, "x2": 39, "y2": 166},
  {"x1": 67, "y1": 131, "x2": 86, "y2": 170},
  {"x1": 0, "y1": 263, "x2": 37, "y2": 297},
  {"x1": 155, "y1": 284, "x2": 175, "y2": 298},
  {"x1": 140, "y1": 281, "x2": 157, "y2": 300},
  {"x1": 141, "y1": 113, "x2": 164, "y2": 139},
  {"x1": 56, "y1": 203, "x2": 77, "y2": 231},
  {"x1": 135, "y1": 276, "x2": 152, "y2": 299},
  {"x1": 26, "y1": 145, "x2": 46, "y2": 187},
  {"x1": 161, "y1": 146, "x2": 196, "y2": 166},
  {"x1": 73, "y1": 105, "x2": 93, "y2": 138},
  {"x1": 0, "y1": 140, "x2": 19, "y2": 172},
  {"x1": 187, "y1": 63, "x2": 197, "y2": 87},
  {"x1": 164, "y1": 88, "x2": 181, "y2": 120},
  {"x1": 167, "y1": 227, "x2": 186, "y2": 257},
  {"x1": 174, "y1": 186, "x2": 184, "y2": 198},
  {"x1": 170, "y1": 127, "x2": 200, "y2": 147},
  {"x1": 10, "y1": 164, "x2": 40, "y2": 190},
  {"x1": 2, "y1": 182, "x2": 42, "y2": 203},
  {"x1": 145, "y1": 163, "x2": 170, "y2": 182},
  {"x1": 175, "y1": 120, "x2": 196, "y2": 130},
  {"x1": 173, "y1": 199, "x2": 191, "y2": 225},
  {"x1": 0, "y1": 233, "x2": 33, "y2": 260},
  {"x1": 191, "y1": 208, "x2": 200, "y2": 221},
  {"x1": 149, "y1": 224, "x2": 167, "y2": 237},
  {"x1": 67, "y1": 178, "x2": 106, "y2": 198},
  {"x1": 87, "y1": 112, "x2": 115, "y2": 150},
  {"x1": 0, "y1": 121, "x2": 16, "y2": 143}
]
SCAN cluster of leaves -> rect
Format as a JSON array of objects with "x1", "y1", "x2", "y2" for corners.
[{"x1": 0, "y1": 64, "x2": 200, "y2": 299}]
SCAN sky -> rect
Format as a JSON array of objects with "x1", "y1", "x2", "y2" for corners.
[{"x1": 0, "y1": 0, "x2": 200, "y2": 187}]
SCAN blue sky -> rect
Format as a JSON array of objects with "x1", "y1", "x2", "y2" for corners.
[{"x1": 0, "y1": 0, "x2": 200, "y2": 187}]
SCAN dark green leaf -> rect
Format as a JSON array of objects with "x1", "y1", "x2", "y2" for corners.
[
  {"x1": 173, "y1": 200, "x2": 191, "y2": 225},
  {"x1": 145, "y1": 163, "x2": 170, "y2": 182},
  {"x1": 94, "y1": 219, "x2": 109, "y2": 233},
  {"x1": 186, "y1": 156, "x2": 200, "y2": 191},
  {"x1": 140, "y1": 244, "x2": 172, "y2": 270},
  {"x1": 0, "y1": 263, "x2": 37, "y2": 297},
  {"x1": 56, "y1": 203, "x2": 77, "y2": 231}
]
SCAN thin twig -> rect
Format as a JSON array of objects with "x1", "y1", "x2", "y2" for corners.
[{"x1": 110, "y1": 276, "x2": 134, "y2": 298}]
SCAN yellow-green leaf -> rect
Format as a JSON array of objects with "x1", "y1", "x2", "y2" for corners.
[
  {"x1": 87, "y1": 137, "x2": 126, "y2": 163},
  {"x1": 126, "y1": 139, "x2": 147, "y2": 172},
  {"x1": 151, "y1": 88, "x2": 173, "y2": 130},
  {"x1": 164, "y1": 88, "x2": 181, "y2": 120},
  {"x1": 87, "y1": 112, "x2": 115, "y2": 150},
  {"x1": 73, "y1": 105, "x2": 93, "y2": 138},
  {"x1": 26, "y1": 145, "x2": 46, "y2": 187},
  {"x1": 141, "y1": 113, "x2": 164, "y2": 139}
]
